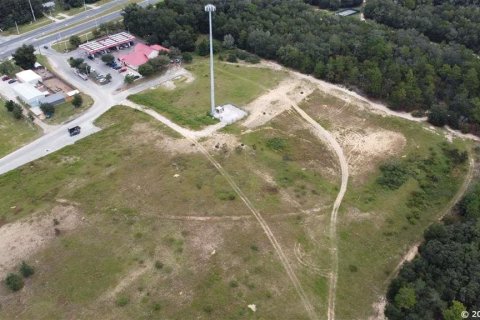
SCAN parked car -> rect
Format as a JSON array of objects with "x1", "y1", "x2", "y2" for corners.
[
  {"x1": 1, "y1": 75, "x2": 10, "y2": 81},
  {"x1": 113, "y1": 65, "x2": 122, "y2": 70},
  {"x1": 119, "y1": 67, "x2": 127, "y2": 73},
  {"x1": 87, "y1": 55, "x2": 94, "y2": 60},
  {"x1": 68, "y1": 126, "x2": 81, "y2": 137},
  {"x1": 8, "y1": 79, "x2": 16, "y2": 84},
  {"x1": 43, "y1": 45, "x2": 48, "y2": 49}
]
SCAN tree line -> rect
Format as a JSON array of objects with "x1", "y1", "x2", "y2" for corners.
[
  {"x1": 122, "y1": 0, "x2": 480, "y2": 135},
  {"x1": 386, "y1": 181, "x2": 480, "y2": 319},
  {"x1": 365, "y1": 0, "x2": 480, "y2": 52}
]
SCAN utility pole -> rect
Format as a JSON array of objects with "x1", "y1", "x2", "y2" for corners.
[
  {"x1": 205, "y1": 4, "x2": 216, "y2": 116},
  {"x1": 84, "y1": 0, "x2": 87, "y2": 11},
  {"x1": 15, "y1": 21, "x2": 20, "y2": 35},
  {"x1": 27, "y1": 0, "x2": 36, "y2": 22}
]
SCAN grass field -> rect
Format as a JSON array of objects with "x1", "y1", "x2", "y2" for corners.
[
  {"x1": 0, "y1": 106, "x2": 327, "y2": 319},
  {"x1": 129, "y1": 57, "x2": 287, "y2": 129},
  {"x1": 45, "y1": 94, "x2": 93, "y2": 124},
  {"x1": 0, "y1": 99, "x2": 41, "y2": 158}
]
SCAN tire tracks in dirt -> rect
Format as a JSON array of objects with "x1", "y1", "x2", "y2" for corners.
[
  {"x1": 125, "y1": 104, "x2": 320, "y2": 320},
  {"x1": 290, "y1": 103, "x2": 349, "y2": 320}
]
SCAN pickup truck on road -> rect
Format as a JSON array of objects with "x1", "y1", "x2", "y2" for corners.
[{"x1": 68, "y1": 126, "x2": 81, "y2": 137}]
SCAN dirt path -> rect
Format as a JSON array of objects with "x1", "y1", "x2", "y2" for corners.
[
  {"x1": 290, "y1": 102, "x2": 349, "y2": 320},
  {"x1": 126, "y1": 104, "x2": 319, "y2": 320}
]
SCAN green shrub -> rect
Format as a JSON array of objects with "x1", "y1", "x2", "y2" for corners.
[
  {"x1": 227, "y1": 53, "x2": 238, "y2": 63},
  {"x1": 266, "y1": 137, "x2": 287, "y2": 151},
  {"x1": 19, "y1": 261, "x2": 34, "y2": 278},
  {"x1": 116, "y1": 296, "x2": 129, "y2": 307},
  {"x1": 217, "y1": 190, "x2": 236, "y2": 201},
  {"x1": 154, "y1": 261, "x2": 164, "y2": 269},
  {"x1": 5, "y1": 273, "x2": 24, "y2": 292},
  {"x1": 377, "y1": 161, "x2": 409, "y2": 190}
]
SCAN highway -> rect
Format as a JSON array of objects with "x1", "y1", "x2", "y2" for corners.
[{"x1": 0, "y1": 0, "x2": 157, "y2": 60}]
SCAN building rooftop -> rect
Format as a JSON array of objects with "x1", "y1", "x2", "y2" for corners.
[
  {"x1": 119, "y1": 43, "x2": 170, "y2": 67},
  {"x1": 12, "y1": 83, "x2": 45, "y2": 100},
  {"x1": 16, "y1": 70, "x2": 42, "y2": 83},
  {"x1": 79, "y1": 32, "x2": 136, "y2": 55}
]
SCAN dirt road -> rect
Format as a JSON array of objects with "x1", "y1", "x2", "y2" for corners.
[{"x1": 291, "y1": 103, "x2": 349, "y2": 320}]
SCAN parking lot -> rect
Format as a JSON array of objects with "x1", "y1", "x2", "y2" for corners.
[{"x1": 70, "y1": 41, "x2": 142, "y2": 88}]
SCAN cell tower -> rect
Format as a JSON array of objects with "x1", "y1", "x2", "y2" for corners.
[{"x1": 205, "y1": 4, "x2": 216, "y2": 116}]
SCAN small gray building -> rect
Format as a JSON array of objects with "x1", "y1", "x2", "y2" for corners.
[{"x1": 39, "y1": 93, "x2": 66, "y2": 106}]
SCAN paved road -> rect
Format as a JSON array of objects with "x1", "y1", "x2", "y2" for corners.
[
  {"x1": 0, "y1": 52, "x2": 188, "y2": 175},
  {"x1": 0, "y1": 0, "x2": 157, "y2": 60}
]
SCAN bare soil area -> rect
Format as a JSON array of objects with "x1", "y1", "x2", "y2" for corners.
[
  {"x1": 242, "y1": 78, "x2": 315, "y2": 129},
  {"x1": 0, "y1": 205, "x2": 82, "y2": 278}
]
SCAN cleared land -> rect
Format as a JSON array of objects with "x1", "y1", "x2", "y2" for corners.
[
  {"x1": 0, "y1": 63, "x2": 472, "y2": 319},
  {"x1": 129, "y1": 57, "x2": 287, "y2": 129},
  {"x1": 0, "y1": 99, "x2": 41, "y2": 158},
  {"x1": 0, "y1": 106, "x2": 333, "y2": 319}
]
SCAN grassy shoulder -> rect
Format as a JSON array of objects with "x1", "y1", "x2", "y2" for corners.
[
  {"x1": 45, "y1": 94, "x2": 93, "y2": 124},
  {"x1": 0, "y1": 99, "x2": 41, "y2": 158},
  {"x1": 129, "y1": 57, "x2": 287, "y2": 130},
  {"x1": 1, "y1": 17, "x2": 53, "y2": 36}
]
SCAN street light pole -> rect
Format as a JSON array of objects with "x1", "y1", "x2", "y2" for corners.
[
  {"x1": 84, "y1": 0, "x2": 87, "y2": 11},
  {"x1": 27, "y1": 0, "x2": 37, "y2": 22},
  {"x1": 205, "y1": 4, "x2": 216, "y2": 116}
]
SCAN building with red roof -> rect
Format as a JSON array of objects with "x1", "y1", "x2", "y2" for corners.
[{"x1": 119, "y1": 43, "x2": 170, "y2": 70}]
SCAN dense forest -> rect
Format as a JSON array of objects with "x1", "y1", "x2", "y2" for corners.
[
  {"x1": 0, "y1": 0, "x2": 44, "y2": 31},
  {"x1": 365, "y1": 0, "x2": 480, "y2": 52},
  {"x1": 122, "y1": 0, "x2": 480, "y2": 135},
  {"x1": 386, "y1": 182, "x2": 480, "y2": 319}
]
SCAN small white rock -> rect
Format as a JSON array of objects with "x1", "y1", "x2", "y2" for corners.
[
  {"x1": 247, "y1": 304, "x2": 256, "y2": 312},
  {"x1": 174, "y1": 174, "x2": 180, "y2": 178}
]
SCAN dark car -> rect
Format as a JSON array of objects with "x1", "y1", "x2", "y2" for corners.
[
  {"x1": 87, "y1": 55, "x2": 94, "y2": 60},
  {"x1": 68, "y1": 126, "x2": 81, "y2": 137},
  {"x1": 119, "y1": 67, "x2": 127, "y2": 73},
  {"x1": 1, "y1": 75, "x2": 10, "y2": 81},
  {"x1": 43, "y1": 45, "x2": 48, "y2": 49},
  {"x1": 113, "y1": 65, "x2": 122, "y2": 70},
  {"x1": 8, "y1": 79, "x2": 16, "y2": 84}
]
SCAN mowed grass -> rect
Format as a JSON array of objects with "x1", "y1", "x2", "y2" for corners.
[
  {"x1": 300, "y1": 91, "x2": 472, "y2": 319},
  {"x1": 46, "y1": 93, "x2": 93, "y2": 124},
  {"x1": 0, "y1": 99, "x2": 41, "y2": 158},
  {"x1": 0, "y1": 106, "x2": 315, "y2": 319},
  {"x1": 129, "y1": 57, "x2": 286, "y2": 129}
]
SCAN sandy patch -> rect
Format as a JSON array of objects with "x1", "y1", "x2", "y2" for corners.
[
  {"x1": 129, "y1": 122, "x2": 197, "y2": 155},
  {"x1": 188, "y1": 223, "x2": 224, "y2": 261},
  {"x1": 338, "y1": 129, "x2": 406, "y2": 178},
  {"x1": 369, "y1": 296, "x2": 387, "y2": 320},
  {"x1": 161, "y1": 80, "x2": 176, "y2": 90},
  {"x1": 0, "y1": 205, "x2": 82, "y2": 278},
  {"x1": 200, "y1": 132, "x2": 241, "y2": 153},
  {"x1": 242, "y1": 78, "x2": 315, "y2": 128}
]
